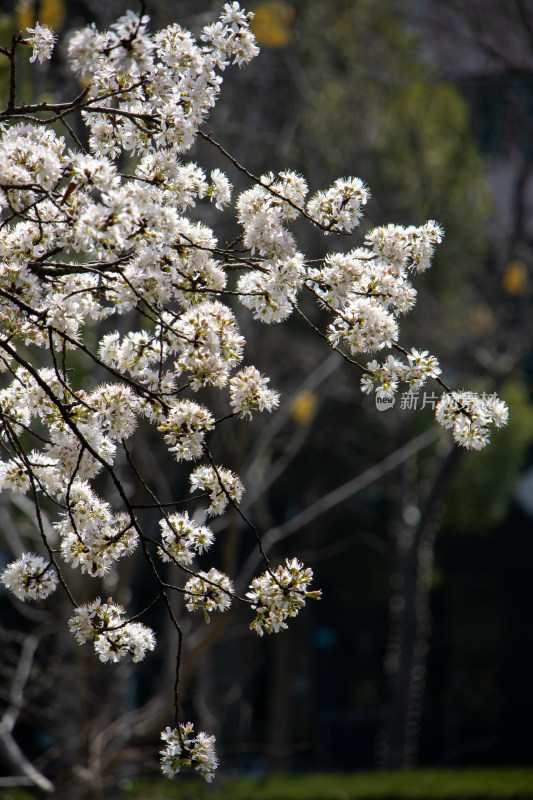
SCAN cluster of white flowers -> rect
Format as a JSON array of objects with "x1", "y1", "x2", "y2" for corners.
[
  {"x1": 0, "y1": 553, "x2": 58, "y2": 602},
  {"x1": 365, "y1": 221, "x2": 444, "y2": 273},
  {"x1": 0, "y1": 1, "x2": 509, "y2": 784},
  {"x1": 55, "y1": 480, "x2": 138, "y2": 577},
  {"x1": 0, "y1": 457, "x2": 31, "y2": 494},
  {"x1": 167, "y1": 301, "x2": 246, "y2": 390},
  {"x1": 435, "y1": 391, "x2": 509, "y2": 450},
  {"x1": 235, "y1": 173, "x2": 309, "y2": 323},
  {"x1": 160, "y1": 723, "x2": 217, "y2": 782},
  {"x1": 229, "y1": 366, "x2": 280, "y2": 418},
  {"x1": 67, "y1": 2, "x2": 257, "y2": 158},
  {"x1": 68, "y1": 598, "x2": 155, "y2": 663},
  {"x1": 189, "y1": 465, "x2": 244, "y2": 516},
  {"x1": 246, "y1": 558, "x2": 320, "y2": 636},
  {"x1": 361, "y1": 349, "x2": 442, "y2": 398},
  {"x1": 184, "y1": 567, "x2": 234, "y2": 621},
  {"x1": 237, "y1": 181, "x2": 299, "y2": 257},
  {"x1": 328, "y1": 297, "x2": 400, "y2": 354},
  {"x1": 158, "y1": 512, "x2": 214, "y2": 566},
  {"x1": 25, "y1": 23, "x2": 56, "y2": 64},
  {"x1": 0, "y1": 365, "x2": 141, "y2": 497},
  {"x1": 308, "y1": 223, "x2": 442, "y2": 358},
  {"x1": 307, "y1": 177, "x2": 369, "y2": 233},
  {"x1": 237, "y1": 253, "x2": 305, "y2": 323},
  {"x1": 157, "y1": 401, "x2": 215, "y2": 461},
  {"x1": 99, "y1": 330, "x2": 164, "y2": 381}
]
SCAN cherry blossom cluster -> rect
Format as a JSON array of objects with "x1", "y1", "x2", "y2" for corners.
[
  {"x1": 158, "y1": 401, "x2": 215, "y2": 461},
  {"x1": 189, "y1": 465, "x2": 244, "y2": 516},
  {"x1": 229, "y1": 366, "x2": 280, "y2": 419},
  {"x1": 160, "y1": 723, "x2": 218, "y2": 782},
  {"x1": 68, "y1": 598, "x2": 156, "y2": 663},
  {"x1": 184, "y1": 567, "x2": 234, "y2": 621},
  {"x1": 306, "y1": 177, "x2": 370, "y2": 233},
  {"x1": 0, "y1": 1, "x2": 508, "y2": 784},
  {"x1": 316, "y1": 222, "x2": 443, "y2": 356},
  {"x1": 55, "y1": 480, "x2": 138, "y2": 577},
  {"x1": 246, "y1": 558, "x2": 321, "y2": 636},
  {"x1": 158, "y1": 512, "x2": 214, "y2": 566},
  {"x1": 24, "y1": 22, "x2": 56, "y2": 64},
  {"x1": 435, "y1": 391, "x2": 509, "y2": 450},
  {"x1": 1, "y1": 552, "x2": 58, "y2": 602},
  {"x1": 361, "y1": 349, "x2": 442, "y2": 399}
]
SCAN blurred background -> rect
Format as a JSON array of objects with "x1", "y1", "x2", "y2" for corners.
[{"x1": 0, "y1": 0, "x2": 533, "y2": 796}]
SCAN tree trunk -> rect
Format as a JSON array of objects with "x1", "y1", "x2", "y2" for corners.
[{"x1": 376, "y1": 446, "x2": 462, "y2": 768}]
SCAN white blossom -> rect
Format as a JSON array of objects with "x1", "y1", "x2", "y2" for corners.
[
  {"x1": 365, "y1": 221, "x2": 444, "y2": 273},
  {"x1": 158, "y1": 512, "x2": 214, "y2": 566},
  {"x1": 307, "y1": 177, "x2": 369, "y2": 233},
  {"x1": 229, "y1": 366, "x2": 280, "y2": 418},
  {"x1": 0, "y1": 3, "x2": 511, "y2": 784},
  {"x1": 361, "y1": 355, "x2": 406, "y2": 397},
  {"x1": 157, "y1": 401, "x2": 215, "y2": 461},
  {"x1": 0, "y1": 458, "x2": 31, "y2": 493},
  {"x1": 160, "y1": 722, "x2": 217, "y2": 782},
  {"x1": 1, "y1": 553, "x2": 58, "y2": 602},
  {"x1": 189, "y1": 465, "x2": 244, "y2": 516},
  {"x1": 209, "y1": 168, "x2": 232, "y2": 208},
  {"x1": 93, "y1": 622, "x2": 156, "y2": 663},
  {"x1": 184, "y1": 567, "x2": 234, "y2": 621},
  {"x1": 69, "y1": 598, "x2": 155, "y2": 662},
  {"x1": 328, "y1": 297, "x2": 399, "y2": 354},
  {"x1": 26, "y1": 23, "x2": 56, "y2": 64},
  {"x1": 435, "y1": 391, "x2": 508, "y2": 450},
  {"x1": 246, "y1": 558, "x2": 320, "y2": 636},
  {"x1": 56, "y1": 481, "x2": 138, "y2": 576},
  {"x1": 361, "y1": 349, "x2": 440, "y2": 396}
]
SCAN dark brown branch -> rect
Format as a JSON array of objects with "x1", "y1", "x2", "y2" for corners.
[{"x1": 200, "y1": 131, "x2": 352, "y2": 235}]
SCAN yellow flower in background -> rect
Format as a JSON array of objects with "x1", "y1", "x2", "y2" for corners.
[
  {"x1": 468, "y1": 304, "x2": 494, "y2": 336},
  {"x1": 251, "y1": 1, "x2": 294, "y2": 49},
  {"x1": 502, "y1": 259, "x2": 528, "y2": 295},
  {"x1": 290, "y1": 390, "x2": 318, "y2": 425},
  {"x1": 17, "y1": 0, "x2": 65, "y2": 31}
]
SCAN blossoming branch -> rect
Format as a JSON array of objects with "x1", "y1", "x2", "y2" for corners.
[{"x1": 0, "y1": 1, "x2": 507, "y2": 784}]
